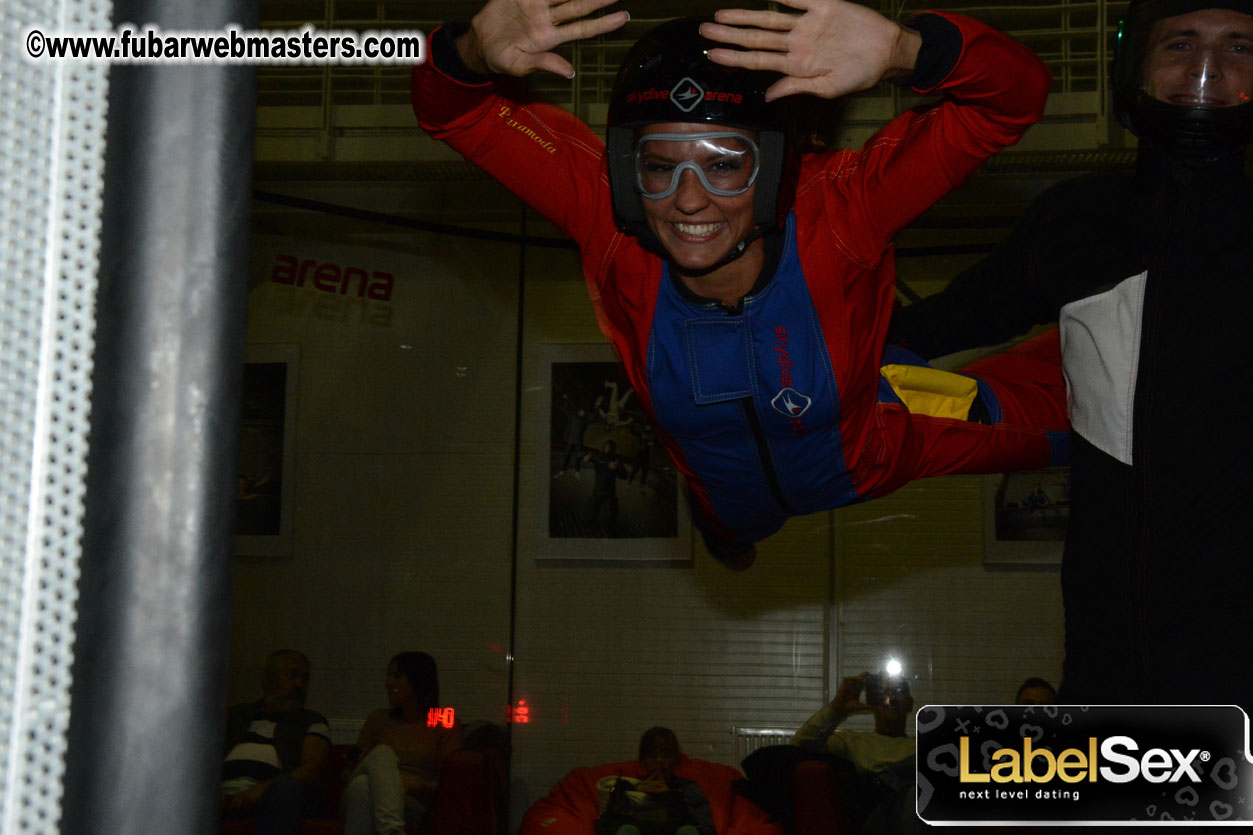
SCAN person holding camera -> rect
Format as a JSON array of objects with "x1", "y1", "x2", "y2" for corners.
[
  {"x1": 794, "y1": 672, "x2": 913, "y2": 774},
  {"x1": 794, "y1": 672, "x2": 919, "y2": 833}
]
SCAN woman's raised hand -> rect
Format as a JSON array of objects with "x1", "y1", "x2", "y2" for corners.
[
  {"x1": 458, "y1": 0, "x2": 629, "y2": 78},
  {"x1": 700, "y1": 0, "x2": 921, "y2": 101}
]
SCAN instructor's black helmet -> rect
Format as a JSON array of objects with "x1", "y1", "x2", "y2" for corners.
[
  {"x1": 606, "y1": 18, "x2": 788, "y2": 240},
  {"x1": 1113, "y1": 0, "x2": 1253, "y2": 155}
]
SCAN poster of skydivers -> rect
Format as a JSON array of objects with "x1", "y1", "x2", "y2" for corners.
[{"x1": 548, "y1": 361, "x2": 678, "y2": 539}]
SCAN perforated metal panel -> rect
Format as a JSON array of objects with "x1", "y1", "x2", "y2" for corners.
[{"x1": 0, "y1": 1, "x2": 110, "y2": 831}]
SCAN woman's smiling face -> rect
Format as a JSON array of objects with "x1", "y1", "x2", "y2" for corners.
[{"x1": 637, "y1": 122, "x2": 760, "y2": 275}]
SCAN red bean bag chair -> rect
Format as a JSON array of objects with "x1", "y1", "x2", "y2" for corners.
[{"x1": 520, "y1": 755, "x2": 781, "y2": 835}]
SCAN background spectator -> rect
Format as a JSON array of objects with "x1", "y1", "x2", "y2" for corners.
[
  {"x1": 220, "y1": 649, "x2": 331, "y2": 834},
  {"x1": 342, "y1": 651, "x2": 463, "y2": 835},
  {"x1": 595, "y1": 727, "x2": 715, "y2": 835}
]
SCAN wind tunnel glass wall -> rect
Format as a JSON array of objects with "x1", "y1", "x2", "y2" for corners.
[
  {"x1": 232, "y1": 0, "x2": 1123, "y2": 828},
  {"x1": 237, "y1": 191, "x2": 1067, "y2": 835},
  {"x1": 235, "y1": 180, "x2": 521, "y2": 757}
]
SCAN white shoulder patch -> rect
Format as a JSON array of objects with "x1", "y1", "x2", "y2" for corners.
[{"x1": 1059, "y1": 271, "x2": 1146, "y2": 466}]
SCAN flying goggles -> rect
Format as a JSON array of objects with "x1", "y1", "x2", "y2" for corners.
[{"x1": 633, "y1": 132, "x2": 760, "y2": 199}]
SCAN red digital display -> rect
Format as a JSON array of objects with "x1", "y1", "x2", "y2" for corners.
[
  {"x1": 426, "y1": 707, "x2": 456, "y2": 728},
  {"x1": 507, "y1": 699, "x2": 530, "y2": 724}
]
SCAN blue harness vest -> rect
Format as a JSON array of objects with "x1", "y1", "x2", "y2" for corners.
[{"x1": 646, "y1": 215, "x2": 860, "y2": 543}]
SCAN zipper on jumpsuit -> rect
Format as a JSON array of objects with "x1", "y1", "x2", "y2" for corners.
[
  {"x1": 741, "y1": 399, "x2": 796, "y2": 516},
  {"x1": 718, "y1": 302, "x2": 796, "y2": 518}
]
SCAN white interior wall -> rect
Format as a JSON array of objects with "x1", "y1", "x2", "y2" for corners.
[
  {"x1": 229, "y1": 179, "x2": 1064, "y2": 826},
  {"x1": 231, "y1": 215, "x2": 520, "y2": 737}
]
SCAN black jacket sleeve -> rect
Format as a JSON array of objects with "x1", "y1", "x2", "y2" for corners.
[
  {"x1": 888, "y1": 174, "x2": 1145, "y2": 360},
  {"x1": 887, "y1": 190, "x2": 1062, "y2": 359}
]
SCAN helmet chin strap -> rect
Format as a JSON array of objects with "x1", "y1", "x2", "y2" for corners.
[{"x1": 673, "y1": 222, "x2": 773, "y2": 278}]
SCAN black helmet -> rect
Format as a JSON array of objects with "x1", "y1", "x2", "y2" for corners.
[
  {"x1": 606, "y1": 18, "x2": 788, "y2": 240},
  {"x1": 1113, "y1": 0, "x2": 1253, "y2": 156}
]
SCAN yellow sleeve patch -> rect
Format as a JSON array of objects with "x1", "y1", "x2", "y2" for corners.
[{"x1": 880, "y1": 363, "x2": 978, "y2": 420}]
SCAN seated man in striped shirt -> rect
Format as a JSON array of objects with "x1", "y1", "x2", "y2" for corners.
[{"x1": 220, "y1": 649, "x2": 332, "y2": 834}]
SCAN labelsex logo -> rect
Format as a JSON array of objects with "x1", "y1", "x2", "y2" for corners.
[{"x1": 960, "y1": 736, "x2": 1207, "y2": 785}]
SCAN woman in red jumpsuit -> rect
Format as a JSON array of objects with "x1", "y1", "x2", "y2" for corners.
[{"x1": 414, "y1": 0, "x2": 1067, "y2": 566}]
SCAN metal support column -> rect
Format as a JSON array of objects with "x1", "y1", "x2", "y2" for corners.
[{"x1": 61, "y1": 2, "x2": 259, "y2": 832}]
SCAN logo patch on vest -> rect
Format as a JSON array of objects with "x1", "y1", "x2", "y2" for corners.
[
  {"x1": 771, "y1": 388, "x2": 812, "y2": 418},
  {"x1": 670, "y1": 77, "x2": 705, "y2": 112}
]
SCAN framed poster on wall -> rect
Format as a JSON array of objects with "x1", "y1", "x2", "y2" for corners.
[
  {"x1": 532, "y1": 343, "x2": 692, "y2": 563},
  {"x1": 983, "y1": 466, "x2": 1069, "y2": 566},
  {"x1": 234, "y1": 343, "x2": 299, "y2": 556}
]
